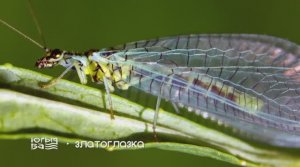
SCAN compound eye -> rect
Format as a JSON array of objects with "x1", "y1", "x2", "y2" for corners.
[{"x1": 50, "y1": 49, "x2": 62, "y2": 58}]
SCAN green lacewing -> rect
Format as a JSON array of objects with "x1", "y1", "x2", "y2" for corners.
[{"x1": 1, "y1": 11, "x2": 300, "y2": 147}]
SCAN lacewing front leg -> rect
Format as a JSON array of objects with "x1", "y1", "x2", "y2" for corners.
[
  {"x1": 103, "y1": 77, "x2": 115, "y2": 119},
  {"x1": 40, "y1": 64, "x2": 74, "y2": 88}
]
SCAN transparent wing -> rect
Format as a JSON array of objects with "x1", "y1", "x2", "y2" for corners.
[
  {"x1": 110, "y1": 34, "x2": 300, "y2": 56},
  {"x1": 107, "y1": 34, "x2": 300, "y2": 147}
]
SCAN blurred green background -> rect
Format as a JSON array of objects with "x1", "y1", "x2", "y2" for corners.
[{"x1": 1, "y1": 0, "x2": 300, "y2": 166}]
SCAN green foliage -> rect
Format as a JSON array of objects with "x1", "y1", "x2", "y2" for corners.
[{"x1": 0, "y1": 64, "x2": 300, "y2": 167}]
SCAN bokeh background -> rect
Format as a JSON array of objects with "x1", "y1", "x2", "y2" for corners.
[{"x1": 1, "y1": 0, "x2": 300, "y2": 166}]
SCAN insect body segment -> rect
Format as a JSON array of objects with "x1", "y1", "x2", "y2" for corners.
[
  {"x1": 191, "y1": 75, "x2": 264, "y2": 112},
  {"x1": 35, "y1": 48, "x2": 132, "y2": 119},
  {"x1": 36, "y1": 48, "x2": 64, "y2": 68},
  {"x1": 36, "y1": 49, "x2": 131, "y2": 90}
]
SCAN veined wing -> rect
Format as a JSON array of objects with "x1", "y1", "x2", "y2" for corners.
[
  {"x1": 106, "y1": 34, "x2": 300, "y2": 147},
  {"x1": 110, "y1": 34, "x2": 300, "y2": 57}
]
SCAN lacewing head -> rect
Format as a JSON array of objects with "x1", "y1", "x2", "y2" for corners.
[{"x1": 36, "y1": 48, "x2": 63, "y2": 68}]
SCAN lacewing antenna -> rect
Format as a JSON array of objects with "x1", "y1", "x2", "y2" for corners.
[
  {"x1": 27, "y1": 0, "x2": 47, "y2": 48},
  {"x1": 0, "y1": 0, "x2": 46, "y2": 49},
  {"x1": 0, "y1": 18, "x2": 44, "y2": 49}
]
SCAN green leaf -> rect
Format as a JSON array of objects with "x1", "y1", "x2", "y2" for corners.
[{"x1": 0, "y1": 63, "x2": 300, "y2": 167}]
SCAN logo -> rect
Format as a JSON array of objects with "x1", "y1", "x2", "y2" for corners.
[{"x1": 31, "y1": 137, "x2": 58, "y2": 150}]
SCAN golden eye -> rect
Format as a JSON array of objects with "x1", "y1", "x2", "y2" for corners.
[{"x1": 56, "y1": 54, "x2": 61, "y2": 58}]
